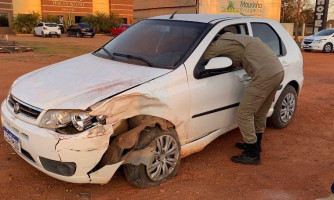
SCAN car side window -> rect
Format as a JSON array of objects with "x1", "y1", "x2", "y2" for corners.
[
  {"x1": 194, "y1": 23, "x2": 250, "y2": 79},
  {"x1": 220, "y1": 24, "x2": 248, "y2": 35},
  {"x1": 251, "y1": 22, "x2": 287, "y2": 57},
  {"x1": 37, "y1": 23, "x2": 43, "y2": 27}
]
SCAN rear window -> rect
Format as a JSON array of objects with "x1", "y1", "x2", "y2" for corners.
[
  {"x1": 79, "y1": 23, "x2": 92, "y2": 28},
  {"x1": 45, "y1": 23, "x2": 57, "y2": 27}
]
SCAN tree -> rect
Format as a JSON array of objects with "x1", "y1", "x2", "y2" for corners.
[{"x1": 281, "y1": 0, "x2": 314, "y2": 40}]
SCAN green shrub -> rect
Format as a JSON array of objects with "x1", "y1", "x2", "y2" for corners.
[
  {"x1": 43, "y1": 15, "x2": 60, "y2": 24},
  {"x1": 82, "y1": 11, "x2": 122, "y2": 33},
  {"x1": 11, "y1": 11, "x2": 41, "y2": 33}
]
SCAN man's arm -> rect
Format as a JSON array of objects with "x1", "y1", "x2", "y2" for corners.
[{"x1": 204, "y1": 38, "x2": 221, "y2": 61}]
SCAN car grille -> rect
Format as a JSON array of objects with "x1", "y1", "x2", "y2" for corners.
[
  {"x1": 7, "y1": 95, "x2": 42, "y2": 119},
  {"x1": 304, "y1": 39, "x2": 313, "y2": 44}
]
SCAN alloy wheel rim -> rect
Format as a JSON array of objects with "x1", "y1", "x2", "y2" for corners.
[
  {"x1": 146, "y1": 135, "x2": 179, "y2": 181},
  {"x1": 325, "y1": 44, "x2": 332, "y2": 52},
  {"x1": 280, "y1": 93, "x2": 296, "y2": 123}
]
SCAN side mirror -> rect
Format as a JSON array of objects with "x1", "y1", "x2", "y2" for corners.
[{"x1": 205, "y1": 57, "x2": 233, "y2": 71}]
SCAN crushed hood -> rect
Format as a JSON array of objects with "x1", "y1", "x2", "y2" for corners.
[{"x1": 10, "y1": 54, "x2": 171, "y2": 110}]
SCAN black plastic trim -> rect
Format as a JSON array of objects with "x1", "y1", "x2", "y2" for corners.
[
  {"x1": 277, "y1": 84, "x2": 283, "y2": 90},
  {"x1": 192, "y1": 102, "x2": 240, "y2": 118}
]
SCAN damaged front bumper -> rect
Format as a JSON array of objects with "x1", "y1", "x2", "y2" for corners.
[{"x1": 1, "y1": 100, "x2": 121, "y2": 184}]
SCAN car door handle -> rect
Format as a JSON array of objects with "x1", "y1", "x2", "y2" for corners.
[{"x1": 240, "y1": 74, "x2": 251, "y2": 82}]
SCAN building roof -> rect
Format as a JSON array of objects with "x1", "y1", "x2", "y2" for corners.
[{"x1": 150, "y1": 14, "x2": 249, "y2": 24}]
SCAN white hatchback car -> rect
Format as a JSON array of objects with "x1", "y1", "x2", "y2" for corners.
[
  {"x1": 301, "y1": 29, "x2": 334, "y2": 53},
  {"x1": 1, "y1": 14, "x2": 303, "y2": 188},
  {"x1": 33, "y1": 22, "x2": 61, "y2": 38}
]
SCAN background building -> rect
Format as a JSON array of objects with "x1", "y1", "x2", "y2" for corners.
[
  {"x1": 0, "y1": 0, "x2": 133, "y2": 34},
  {"x1": 134, "y1": 0, "x2": 281, "y2": 22}
]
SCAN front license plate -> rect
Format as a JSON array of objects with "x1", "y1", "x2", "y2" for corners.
[{"x1": 3, "y1": 126, "x2": 21, "y2": 153}]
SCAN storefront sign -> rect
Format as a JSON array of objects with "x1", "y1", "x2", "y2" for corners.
[
  {"x1": 42, "y1": 0, "x2": 92, "y2": 14},
  {"x1": 222, "y1": 0, "x2": 264, "y2": 17},
  {"x1": 313, "y1": 0, "x2": 329, "y2": 33}
]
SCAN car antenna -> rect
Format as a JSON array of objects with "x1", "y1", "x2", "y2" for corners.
[{"x1": 170, "y1": 0, "x2": 194, "y2": 19}]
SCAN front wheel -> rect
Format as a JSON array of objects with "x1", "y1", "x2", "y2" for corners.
[
  {"x1": 123, "y1": 126, "x2": 181, "y2": 188},
  {"x1": 269, "y1": 85, "x2": 298, "y2": 129},
  {"x1": 322, "y1": 43, "x2": 333, "y2": 53}
]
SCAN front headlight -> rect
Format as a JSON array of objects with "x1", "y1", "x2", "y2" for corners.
[
  {"x1": 39, "y1": 110, "x2": 106, "y2": 133},
  {"x1": 314, "y1": 39, "x2": 327, "y2": 43}
]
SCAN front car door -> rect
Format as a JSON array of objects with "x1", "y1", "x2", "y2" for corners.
[{"x1": 184, "y1": 20, "x2": 251, "y2": 142}]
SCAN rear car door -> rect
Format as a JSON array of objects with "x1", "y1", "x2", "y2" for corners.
[
  {"x1": 185, "y1": 21, "x2": 251, "y2": 142},
  {"x1": 68, "y1": 25, "x2": 74, "y2": 35},
  {"x1": 250, "y1": 22, "x2": 288, "y2": 69}
]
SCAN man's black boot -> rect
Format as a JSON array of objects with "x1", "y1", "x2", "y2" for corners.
[
  {"x1": 235, "y1": 133, "x2": 263, "y2": 152},
  {"x1": 231, "y1": 143, "x2": 261, "y2": 165}
]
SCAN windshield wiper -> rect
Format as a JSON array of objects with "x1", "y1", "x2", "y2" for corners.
[
  {"x1": 100, "y1": 47, "x2": 115, "y2": 60},
  {"x1": 113, "y1": 52, "x2": 153, "y2": 67}
]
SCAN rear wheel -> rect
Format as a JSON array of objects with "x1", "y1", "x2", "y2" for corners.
[
  {"x1": 322, "y1": 43, "x2": 332, "y2": 53},
  {"x1": 269, "y1": 85, "x2": 298, "y2": 129},
  {"x1": 123, "y1": 126, "x2": 181, "y2": 188}
]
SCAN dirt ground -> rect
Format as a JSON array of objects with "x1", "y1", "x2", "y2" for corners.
[{"x1": 0, "y1": 35, "x2": 333, "y2": 200}]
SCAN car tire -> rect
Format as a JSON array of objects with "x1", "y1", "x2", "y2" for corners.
[
  {"x1": 57, "y1": 34, "x2": 61, "y2": 38},
  {"x1": 322, "y1": 43, "x2": 332, "y2": 53},
  {"x1": 123, "y1": 126, "x2": 181, "y2": 188},
  {"x1": 304, "y1": 49, "x2": 311, "y2": 52},
  {"x1": 76, "y1": 32, "x2": 81, "y2": 38},
  {"x1": 269, "y1": 85, "x2": 298, "y2": 129},
  {"x1": 33, "y1": 31, "x2": 37, "y2": 37}
]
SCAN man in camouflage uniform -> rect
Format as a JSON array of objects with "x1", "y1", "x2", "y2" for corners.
[{"x1": 205, "y1": 32, "x2": 284, "y2": 165}]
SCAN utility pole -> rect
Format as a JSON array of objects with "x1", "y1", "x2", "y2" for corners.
[{"x1": 294, "y1": 0, "x2": 301, "y2": 41}]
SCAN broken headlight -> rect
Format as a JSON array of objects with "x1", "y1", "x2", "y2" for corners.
[{"x1": 39, "y1": 110, "x2": 106, "y2": 133}]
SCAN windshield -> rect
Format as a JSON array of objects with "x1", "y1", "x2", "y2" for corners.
[
  {"x1": 315, "y1": 29, "x2": 334, "y2": 36},
  {"x1": 94, "y1": 19, "x2": 209, "y2": 69},
  {"x1": 79, "y1": 23, "x2": 92, "y2": 28},
  {"x1": 45, "y1": 23, "x2": 57, "y2": 27}
]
